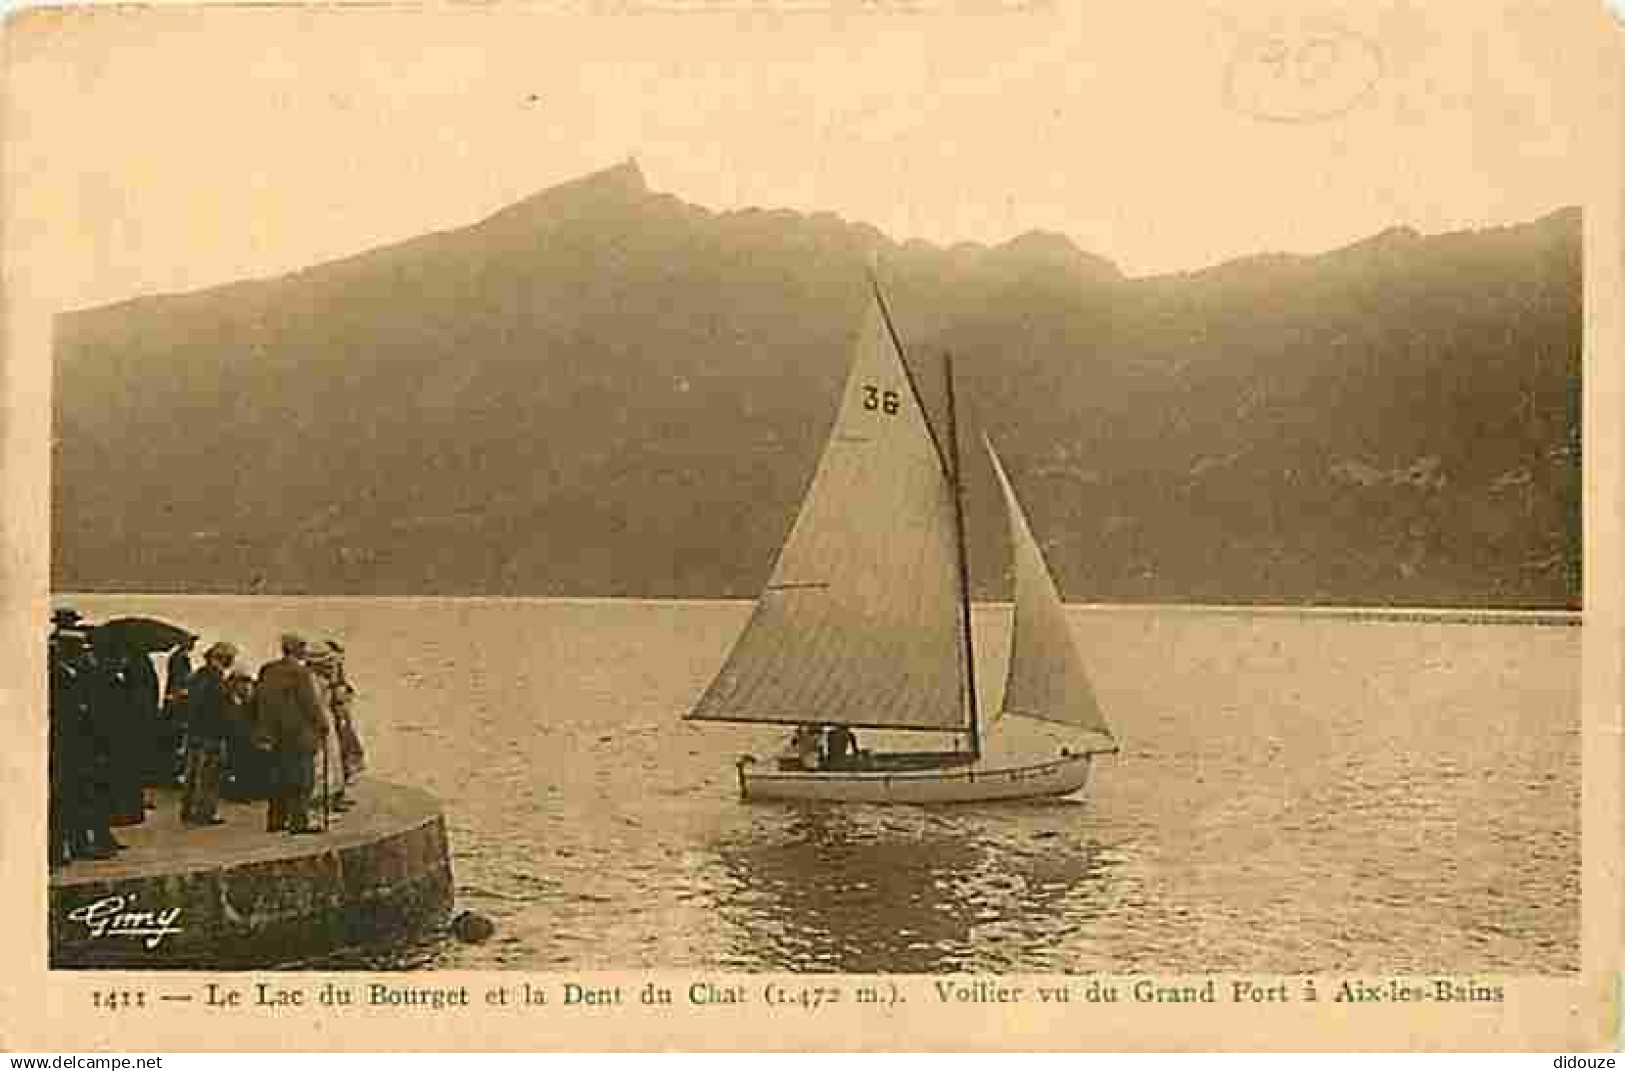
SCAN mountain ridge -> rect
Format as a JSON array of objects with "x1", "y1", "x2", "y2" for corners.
[{"x1": 52, "y1": 166, "x2": 1581, "y2": 607}]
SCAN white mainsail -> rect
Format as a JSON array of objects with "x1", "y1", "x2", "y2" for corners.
[
  {"x1": 687, "y1": 292, "x2": 969, "y2": 732},
  {"x1": 986, "y1": 437, "x2": 1114, "y2": 741}
]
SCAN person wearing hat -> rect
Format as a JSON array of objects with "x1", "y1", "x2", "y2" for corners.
[
  {"x1": 99, "y1": 648, "x2": 153, "y2": 827},
  {"x1": 180, "y1": 641, "x2": 237, "y2": 825},
  {"x1": 221, "y1": 669, "x2": 268, "y2": 801},
  {"x1": 328, "y1": 640, "x2": 366, "y2": 796},
  {"x1": 255, "y1": 633, "x2": 328, "y2": 834},
  {"x1": 301, "y1": 641, "x2": 340, "y2": 814},
  {"x1": 163, "y1": 634, "x2": 199, "y2": 783},
  {"x1": 305, "y1": 640, "x2": 363, "y2": 813},
  {"x1": 48, "y1": 626, "x2": 112, "y2": 862}
]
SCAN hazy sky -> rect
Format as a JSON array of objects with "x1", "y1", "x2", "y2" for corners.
[{"x1": 4, "y1": 1, "x2": 1618, "y2": 311}]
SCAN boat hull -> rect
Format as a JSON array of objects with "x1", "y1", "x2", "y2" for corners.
[{"x1": 735, "y1": 751, "x2": 1095, "y2": 804}]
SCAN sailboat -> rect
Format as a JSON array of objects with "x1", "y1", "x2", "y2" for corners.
[{"x1": 686, "y1": 279, "x2": 1118, "y2": 804}]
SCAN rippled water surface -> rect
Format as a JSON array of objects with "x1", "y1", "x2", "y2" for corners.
[{"x1": 68, "y1": 595, "x2": 1580, "y2": 973}]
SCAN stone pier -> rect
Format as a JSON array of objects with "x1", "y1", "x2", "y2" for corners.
[{"x1": 49, "y1": 779, "x2": 453, "y2": 969}]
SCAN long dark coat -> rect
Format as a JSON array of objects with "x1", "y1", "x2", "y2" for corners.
[
  {"x1": 96, "y1": 656, "x2": 147, "y2": 825},
  {"x1": 186, "y1": 663, "x2": 230, "y2": 743},
  {"x1": 255, "y1": 657, "x2": 328, "y2": 755}
]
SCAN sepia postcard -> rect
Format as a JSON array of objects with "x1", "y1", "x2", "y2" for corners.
[{"x1": 1, "y1": 0, "x2": 1622, "y2": 1051}]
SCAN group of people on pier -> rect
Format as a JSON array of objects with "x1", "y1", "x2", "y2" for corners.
[{"x1": 47, "y1": 610, "x2": 367, "y2": 867}]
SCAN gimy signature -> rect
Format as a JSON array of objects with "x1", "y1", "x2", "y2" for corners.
[{"x1": 67, "y1": 894, "x2": 184, "y2": 950}]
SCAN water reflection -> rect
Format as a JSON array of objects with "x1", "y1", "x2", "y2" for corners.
[{"x1": 709, "y1": 804, "x2": 1119, "y2": 973}]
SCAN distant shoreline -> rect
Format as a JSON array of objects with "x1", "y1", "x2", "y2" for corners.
[{"x1": 54, "y1": 591, "x2": 1583, "y2": 626}]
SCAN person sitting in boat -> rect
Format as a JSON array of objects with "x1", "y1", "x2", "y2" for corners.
[
  {"x1": 780, "y1": 724, "x2": 822, "y2": 770},
  {"x1": 823, "y1": 724, "x2": 858, "y2": 770}
]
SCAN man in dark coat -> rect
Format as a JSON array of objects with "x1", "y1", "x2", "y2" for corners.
[
  {"x1": 48, "y1": 629, "x2": 98, "y2": 863},
  {"x1": 97, "y1": 652, "x2": 148, "y2": 827},
  {"x1": 221, "y1": 670, "x2": 267, "y2": 801},
  {"x1": 124, "y1": 647, "x2": 164, "y2": 795},
  {"x1": 255, "y1": 634, "x2": 328, "y2": 834},
  {"x1": 49, "y1": 620, "x2": 120, "y2": 858},
  {"x1": 180, "y1": 642, "x2": 235, "y2": 825},
  {"x1": 163, "y1": 635, "x2": 198, "y2": 782}
]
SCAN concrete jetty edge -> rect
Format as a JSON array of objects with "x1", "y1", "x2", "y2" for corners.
[{"x1": 49, "y1": 779, "x2": 453, "y2": 969}]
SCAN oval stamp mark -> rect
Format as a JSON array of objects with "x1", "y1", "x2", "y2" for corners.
[{"x1": 1224, "y1": 23, "x2": 1384, "y2": 123}]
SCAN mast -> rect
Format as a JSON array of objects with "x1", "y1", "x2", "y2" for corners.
[{"x1": 943, "y1": 352, "x2": 982, "y2": 758}]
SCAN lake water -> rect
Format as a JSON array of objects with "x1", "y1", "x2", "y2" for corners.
[{"x1": 61, "y1": 595, "x2": 1580, "y2": 974}]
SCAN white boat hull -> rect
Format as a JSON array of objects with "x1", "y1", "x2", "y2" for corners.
[{"x1": 735, "y1": 751, "x2": 1096, "y2": 804}]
